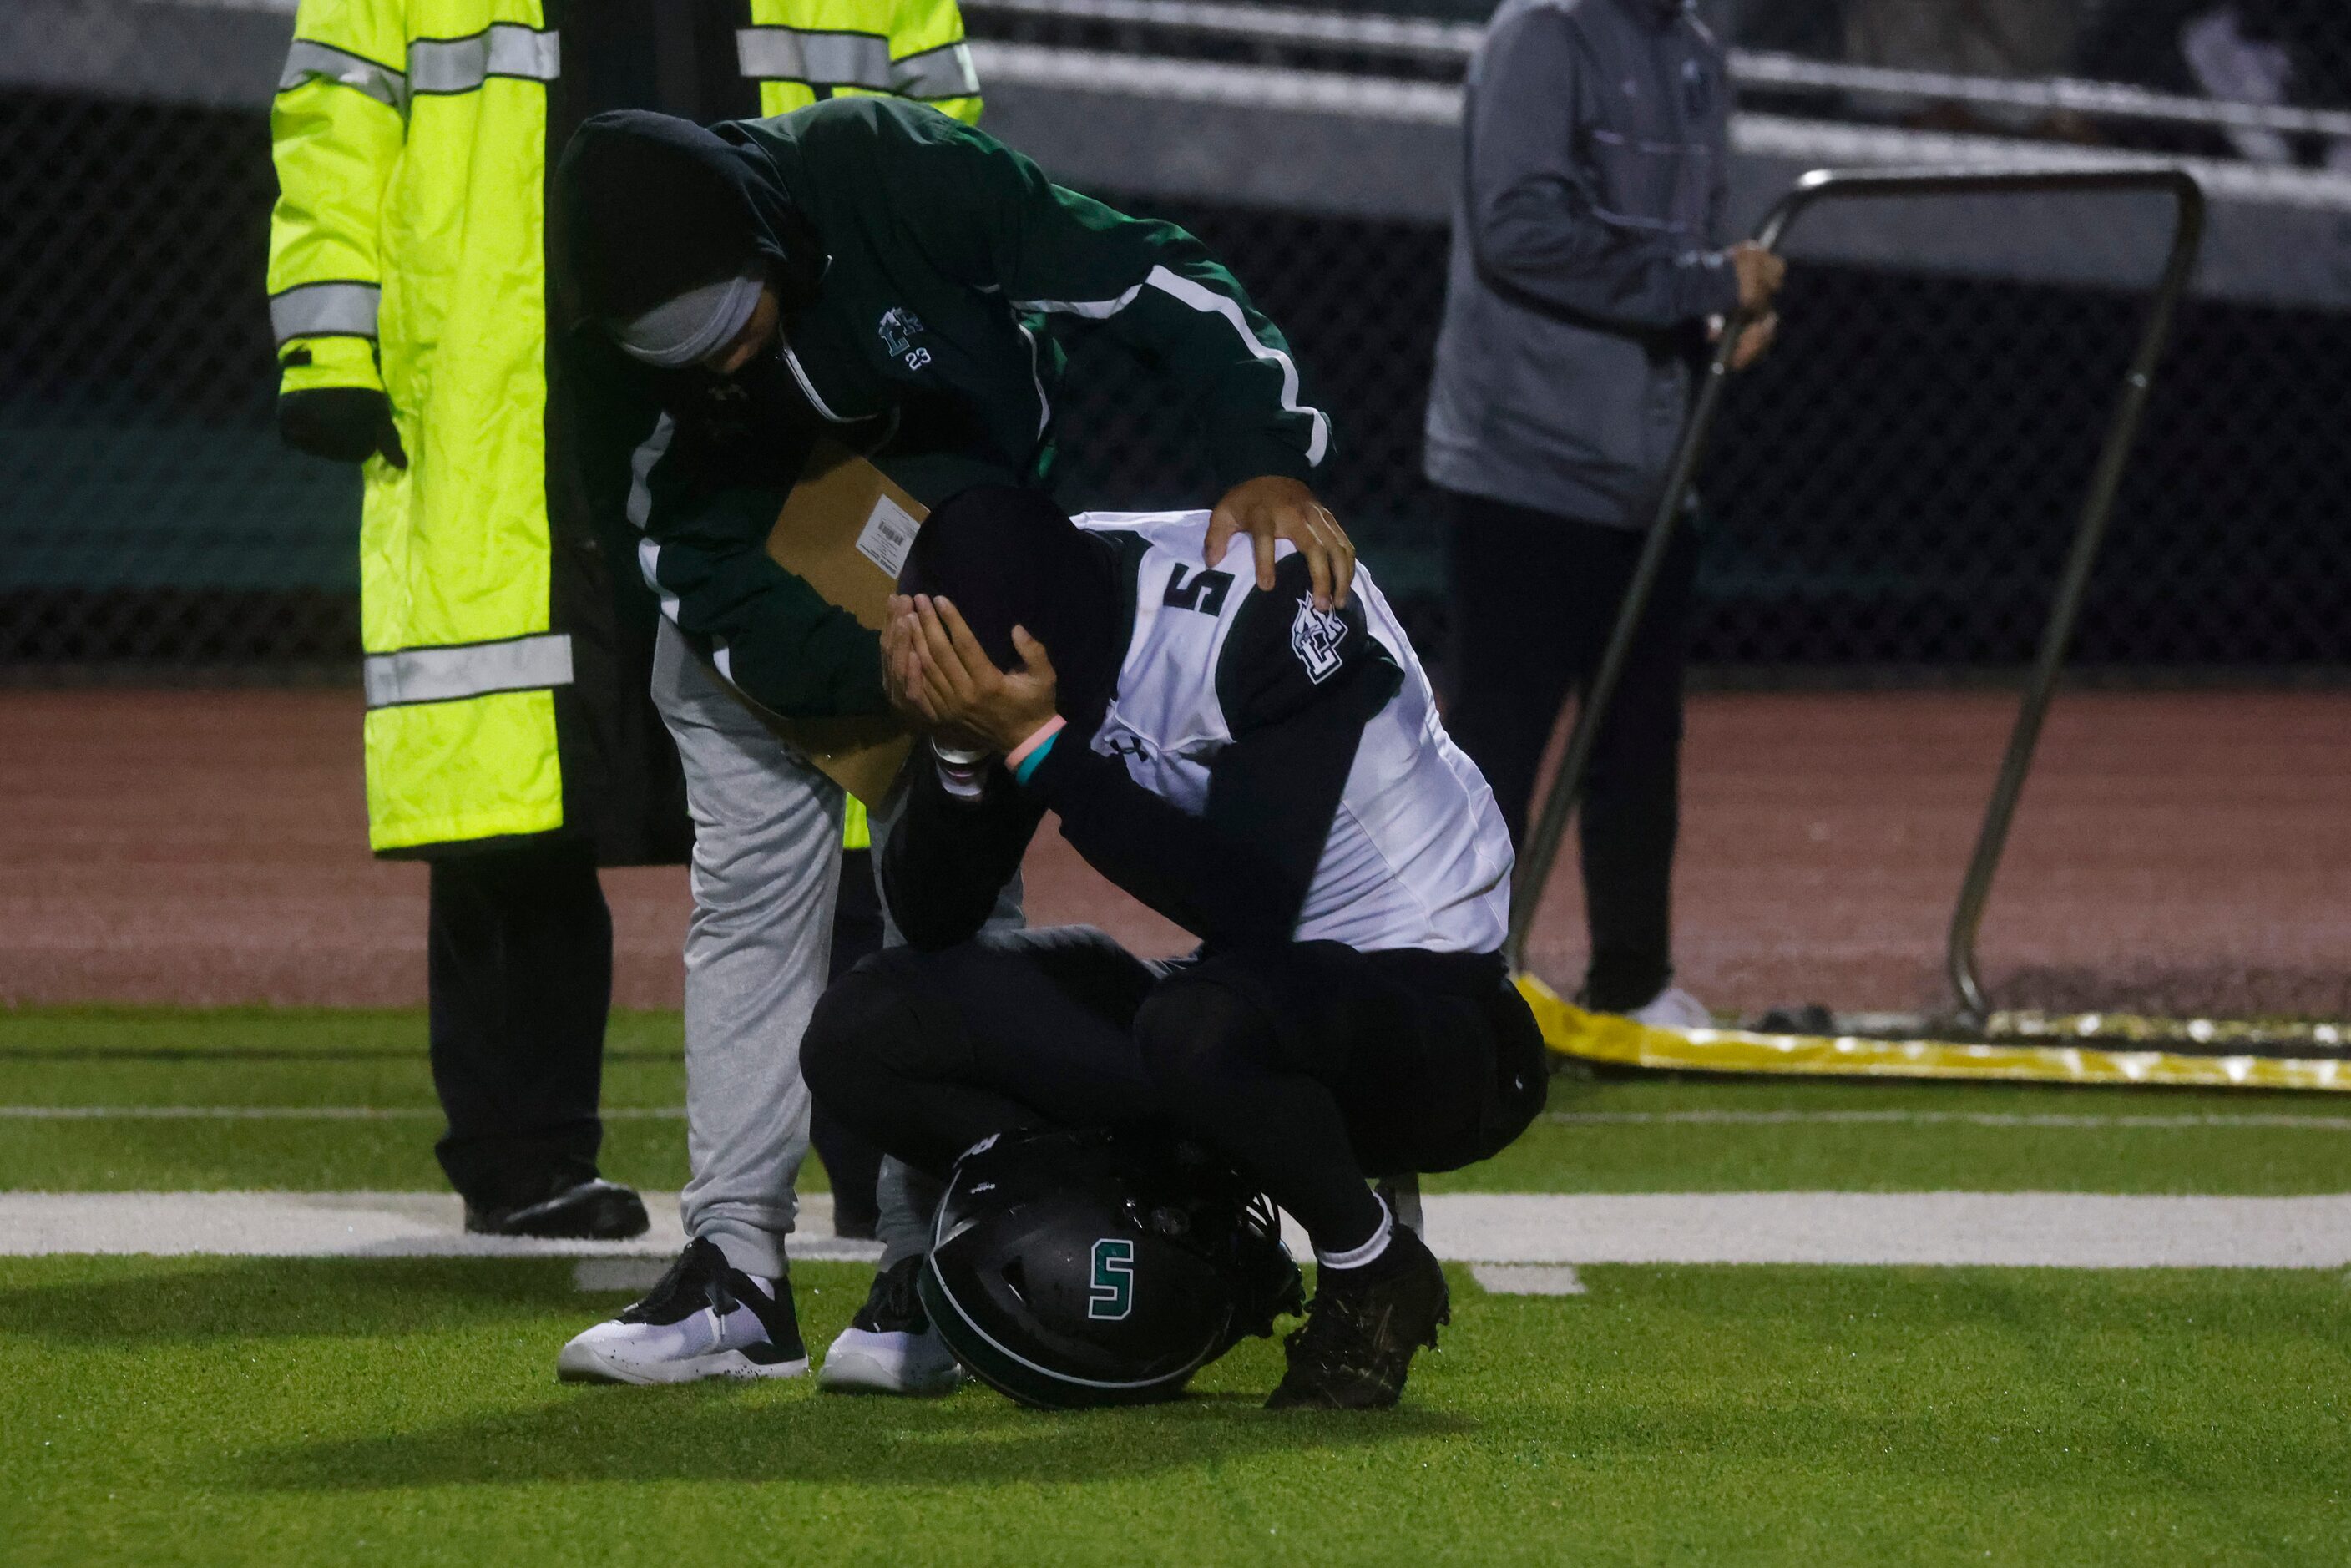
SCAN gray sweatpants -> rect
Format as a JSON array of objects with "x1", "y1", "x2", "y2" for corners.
[{"x1": 652, "y1": 621, "x2": 1013, "y2": 1278}]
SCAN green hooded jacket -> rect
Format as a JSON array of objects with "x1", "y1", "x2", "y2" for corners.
[{"x1": 559, "y1": 99, "x2": 1332, "y2": 721}]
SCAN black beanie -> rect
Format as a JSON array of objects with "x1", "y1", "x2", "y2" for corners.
[
  {"x1": 897, "y1": 487, "x2": 1120, "y2": 726},
  {"x1": 552, "y1": 110, "x2": 827, "y2": 328}
]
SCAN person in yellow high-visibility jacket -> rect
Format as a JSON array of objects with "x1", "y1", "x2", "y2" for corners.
[{"x1": 266, "y1": 0, "x2": 978, "y2": 1238}]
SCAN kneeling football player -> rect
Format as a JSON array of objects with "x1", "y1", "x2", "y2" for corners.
[{"x1": 801, "y1": 486, "x2": 1548, "y2": 1409}]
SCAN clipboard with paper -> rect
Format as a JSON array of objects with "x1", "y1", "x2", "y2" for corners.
[{"x1": 718, "y1": 438, "x2": 927, "y2": 806}]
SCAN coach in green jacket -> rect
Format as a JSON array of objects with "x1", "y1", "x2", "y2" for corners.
[
  {"x1": 546, "y1": 100, "x2": 1353, "y2": 1388},
  {"x1": 557, "y1": 101, "x2": 1352, "y2": 718}
]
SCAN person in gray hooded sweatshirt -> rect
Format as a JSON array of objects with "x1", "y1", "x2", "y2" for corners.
[{"x1": 1424, "y1": 0, "x2": 1784, "y2": 1028}]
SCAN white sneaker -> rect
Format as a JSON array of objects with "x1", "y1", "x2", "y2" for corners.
[
  {"x1": 1628, "y1": 985, "x2": 1713, "y2": 1031},
  {"x1": 556, "y1": 1238, "x2": 809, "y2": 1385},
  {"x1": 820, "y1": 1255, "x2": 965, "y2": 1397}
]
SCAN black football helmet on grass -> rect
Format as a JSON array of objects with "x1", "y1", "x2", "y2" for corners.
[{"x1": 918, "y1": 1127, "x2": 1303, "y2": 1409}]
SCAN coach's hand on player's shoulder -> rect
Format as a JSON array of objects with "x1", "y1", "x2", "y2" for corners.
[
  {"x1": 1206, "y1": 475, "x2": 1355, "y2": 612},
  {"x1": 900, "y1": 593, "x2": 1061, "y2": 756}
]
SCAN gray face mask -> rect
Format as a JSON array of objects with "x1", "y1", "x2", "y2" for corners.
[{"x1": 611, "y1": 271, "x2": 764, "y2": 369}]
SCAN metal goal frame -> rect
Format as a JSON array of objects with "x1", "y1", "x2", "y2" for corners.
[{"x1": 1502, "y1": 165, "x2": 2208, "y2": 1026}]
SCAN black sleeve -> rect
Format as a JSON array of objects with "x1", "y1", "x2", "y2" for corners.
[
  {"x1": 1024, "y1": 559, "x2": 1401, "y2": 948},
  {"x1": 880, "y1": 751, "x2": 1047, "y2": 950}
]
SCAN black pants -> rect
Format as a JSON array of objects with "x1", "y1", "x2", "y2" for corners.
[
  {"x1": 802, "y1": 928, "x2": 1547, "y2": 1254},
  {"x1": 1442, "y1": 490, "x2": 1699, "y2": 1012},
  {"x1": 809, "y1": 847, "x2": 887, "y2": 1236},
  {"x1": 427, "y1": 838, "x2": 613, "y2": 1207}
]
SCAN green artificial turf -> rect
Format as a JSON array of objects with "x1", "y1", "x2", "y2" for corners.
[
  {"x1": 8, "y1": 1008, "x2": 2351, "y2": 1195},
  {"x1": 1459, "y1": 1075, "x2": 2351, "y2": 1196},
  {"x1": 0, "y1": 1009, "x2": 720, "y2": 1195},
  {"x1": 0, "y1": 1115, "x2": 702, "y2": 1195},
  {"x1": 1, "y1": 1256, "x2": 2343, "y2": 1566},
  {"x1": 8, "y1": 1007, "x2": 2349, "y2": 1564},
  {"x1": 0, "y1": 1008, "x2": 673, "y2": 1192},
  {"x1": 0, "y1": 1007, "x2": 685, "y2": 1098}
]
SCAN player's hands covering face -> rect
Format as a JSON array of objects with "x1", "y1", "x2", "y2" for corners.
[
  {"x1": 885, "y1": 593, "x2": 1060, "y2": 756},
  {"x1": 1206, "y1": 475, "x2": 1355, "y2": 611}
]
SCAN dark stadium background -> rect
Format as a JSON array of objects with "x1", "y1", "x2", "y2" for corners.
[{"x1": 6, "y1": 77, "x2": 2348, "y2": 678}]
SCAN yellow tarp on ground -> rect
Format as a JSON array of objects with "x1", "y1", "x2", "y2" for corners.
[{"x1": 1514, "y1": 974, "x2": 2351, "y2": 1093}]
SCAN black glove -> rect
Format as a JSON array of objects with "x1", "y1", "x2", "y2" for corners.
[{"x1": 277, "y1": 387, "x2": 407, "y2": 468}]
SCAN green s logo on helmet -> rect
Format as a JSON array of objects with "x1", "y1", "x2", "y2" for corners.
[{"x1": 1088, "y1": 1237, "x2": 1136, "y2": 1320}]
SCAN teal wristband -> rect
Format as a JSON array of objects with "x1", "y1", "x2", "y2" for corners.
[{"x1": 1011, "y1": 730, "x2": 1059, "y2": 786}]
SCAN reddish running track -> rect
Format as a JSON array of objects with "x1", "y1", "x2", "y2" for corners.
[{"x1": 1, "y1": 688, "x2": 2343, "y2": 1019}]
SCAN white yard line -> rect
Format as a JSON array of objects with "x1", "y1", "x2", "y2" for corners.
[
  {"x1": 1545, "y1": 1110, "x2": 2351, "y2": 1130},
  {"x1": 574, "y1": 1257, "x2": 676, "y2": 1292},
  {"x1": 12, "y1": 1105, "x2": 2348, "y2": 1130},
  {"x1": 1470, "y1": 1264, "x2": 1587, "y2": 1297},
  {"x1": 7, "y1": 1191, "x2": 2350, "y2": 1268},
  {"x1": 0, "y1": 1191, "x2": 878, "y2": 1262},
  {"x1": 1415, "y1": 1192, "x2": 2351, "y2": 1267},
  {"x1": 0, "y1": 1106, "x2": 685, "y2": 1120}
]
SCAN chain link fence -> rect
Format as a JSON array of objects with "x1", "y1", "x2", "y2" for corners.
[
  {"x1": 6, "y1": 3, "x2": 2350, "y2": 681},
  {"x1": 0, "y1": 87, "x2": 360, "y2": 674},
  {"x1": 1053, "y1": 185, "x2": 2351, "y2": 675}
]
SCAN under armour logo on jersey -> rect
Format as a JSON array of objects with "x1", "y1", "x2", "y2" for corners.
[
  {"x1": 1161, "y1": 564, "x2": 1235, "y2": 616},
  {"x1": 1104, "y1": 735, "x2": 1152, "y2": 761},
  {"x1": 1291, "y1": 594, "x2": 1348, "y2": 684}
]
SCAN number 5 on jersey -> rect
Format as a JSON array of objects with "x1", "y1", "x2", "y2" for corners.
[{"x1": 1163, "y1": 564, "x2": 1234, "y2": 616}]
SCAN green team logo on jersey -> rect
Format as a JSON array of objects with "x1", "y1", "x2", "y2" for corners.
[
  {"x1": 1088, "y1": 1238, "x2": 1136, "y2": 1320},
  {"x1": 877, "y1": 306, "x2": 932, "y2": 372}
]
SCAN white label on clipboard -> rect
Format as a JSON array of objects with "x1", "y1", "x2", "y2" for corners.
[{"x1": 855, "y1": 494, "x2": 920, "y2": 579}]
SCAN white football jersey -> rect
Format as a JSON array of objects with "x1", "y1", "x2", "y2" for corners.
[{"x1": 1074, "y1": 509, "x2": 1513, "y2": 953}]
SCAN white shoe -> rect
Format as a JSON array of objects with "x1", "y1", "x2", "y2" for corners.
[
  {"x1": 819, "y1": 1256, "x2": 966, "y2": 1397},
  {"x1": 557, "y1": 1238, "x2": 809, "y2": 1385},
  {"x1": 1627, "y1": 985, "x2": 1713, "y2": 1031}
]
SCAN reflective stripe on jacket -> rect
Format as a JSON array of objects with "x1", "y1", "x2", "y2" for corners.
[
  {"x1": 743, "y1": 0, "x2": 982, "y2": 124},
  {"x1": 265, "y1": 0, "x2": 978, "y2": 852}
]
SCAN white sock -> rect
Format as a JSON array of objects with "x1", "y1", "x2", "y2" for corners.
[{"x1": 1314, "y1": 1194, "x2": 1393, "y2": 1272}]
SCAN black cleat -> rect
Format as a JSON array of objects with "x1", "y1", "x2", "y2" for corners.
[
  {"x1": 1266, "y1": 1224, "x2": 1450, "y2": 1411},
  {"x1": 821, "y1": 1254, "x2": 965, "y2": 1395},
  {"x1": 466, "y1": 1176, "x2": 650, "y2": 1240},
  {"x1": 557, "y1": 1237, "x2": 809, "y2": 1383}
]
